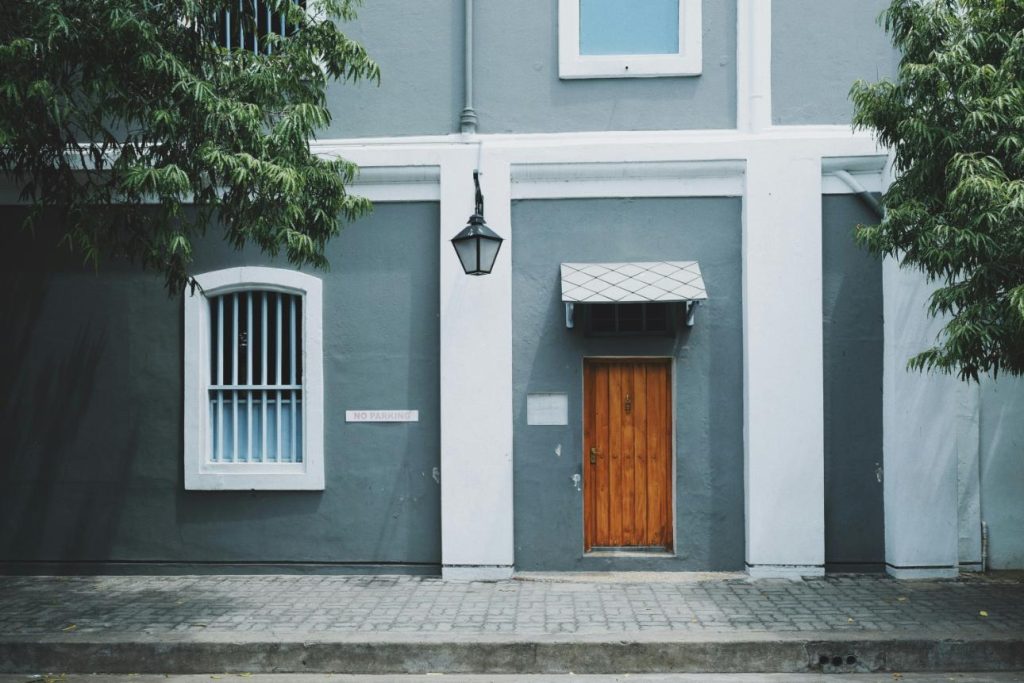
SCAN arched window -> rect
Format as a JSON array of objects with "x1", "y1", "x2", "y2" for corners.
[{"x1": 184, "y1": 267, "x2": 323, "y2": 490}]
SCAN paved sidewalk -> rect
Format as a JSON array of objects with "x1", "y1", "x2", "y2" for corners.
[{"x1": 0, "y1": 572, "x2": 1022, "y2": 674}]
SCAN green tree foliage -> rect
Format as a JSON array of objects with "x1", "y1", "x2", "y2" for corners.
[
  {"x1": 851, "y1": 0, "x2": 1024, "y2": 380},
  {"x1": 0, "y1": 0, "x2": 378, "y2": 292}
]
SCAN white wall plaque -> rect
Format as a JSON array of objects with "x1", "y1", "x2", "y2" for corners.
[
  {"x1": 527, "y1": 393, "x2": 568, "y2": 426},
  {"x1": 346, "y1": 410, "x2": 419, "y2": 423}
]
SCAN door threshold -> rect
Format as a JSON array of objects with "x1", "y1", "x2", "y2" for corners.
[{"x1": 586, "y1": 548, "x2": 675, "y2": 558}]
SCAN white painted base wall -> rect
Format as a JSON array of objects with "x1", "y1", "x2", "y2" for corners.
[
  {"x1": 882, "y1": 262, "x2": 977, "y2": 578},
  {"x1": 747, "y1": 565, "x2": 825, "y2": 580},
  {"x1": 979, "y1": 377, "x2": 1024, "y2": 569},
  {"x1": 443, "y1": 565, "x2": 515, "y2": 581}
]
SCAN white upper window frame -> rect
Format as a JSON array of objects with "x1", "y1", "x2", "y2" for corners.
[
  {"x1": 558, "y1": 0, "x2": 702, "y2": 79},
  {"x1": 184, "y1": 266, "x2": 324, "y2": 491}
]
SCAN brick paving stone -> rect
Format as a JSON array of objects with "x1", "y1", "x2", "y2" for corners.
[{"x1": 0, "y1": 573, "x2": 1021, "y2": 638}]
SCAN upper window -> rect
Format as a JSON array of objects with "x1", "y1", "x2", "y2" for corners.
[
  {"x1": 215, "y1": 0, "x2": 305, "y2": 54},
  {"x1": 559, "y1": 0, "x2": 702, "y2": 79},
  {"x1": 184, "y1": 267, "x2": 323, "y2": 490}
]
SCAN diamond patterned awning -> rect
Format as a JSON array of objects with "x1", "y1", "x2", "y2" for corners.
[{"x1": 560, "y1": 261, "x2": 708, "y2": 303}]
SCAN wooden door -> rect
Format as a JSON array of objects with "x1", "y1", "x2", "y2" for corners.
[{"x1": 584, "y1": 359, "x2": 673, "y2": 551}]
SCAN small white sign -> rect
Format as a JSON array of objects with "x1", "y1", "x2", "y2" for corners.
[
  {"x1": 527, "y1": 393, "x2": 568, "y2": 426},
  {"x1": 346, "y1": 410, "x2": 419, "y2": 423}
]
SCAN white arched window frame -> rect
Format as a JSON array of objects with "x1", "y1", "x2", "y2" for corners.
[{"x1": 184, "y1": 267, "x2": 324, "y2": 490}]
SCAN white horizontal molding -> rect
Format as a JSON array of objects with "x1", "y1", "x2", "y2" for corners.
[
  {"x1": 822, "y1": 155, "x2": 888, "y2": 195},
  {"x1": 350, "y1": 165, "x2": 441, "y2": 202},
  {"x1": 315, "y1": 125, "x2": 879, "y2": 150},
  {"x1": 511, "y1": 160, "x2": 744, "y2": 199},
  {"x1": 822, "y1": 172, "x2": 882, "y2": 195}
]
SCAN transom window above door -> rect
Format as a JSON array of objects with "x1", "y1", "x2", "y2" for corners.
[{"x1": 559, "y1": 0, "x2": 702, "y2": 79}]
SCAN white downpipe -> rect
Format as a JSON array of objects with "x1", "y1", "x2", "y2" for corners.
[
  {"x1": 736, "y1": 0, "x2": 772, "y2": 132},
  {"x1": 459, "y1": 0, "x2": 478, "y2": 134},
  {"x1": 982, "y1": 520, "x2": 989, "y2": 572},
  {"x1": 833, "y1": 169, "x2": 884, "y2": 219}
]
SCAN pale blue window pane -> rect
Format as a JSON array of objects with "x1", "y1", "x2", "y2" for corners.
[
  {"x1": 209, "y1": 392, "x2": 302, "y2": 463},
  {"x1": 579, "y1": 0, "x2": 679, "y2": 56}
]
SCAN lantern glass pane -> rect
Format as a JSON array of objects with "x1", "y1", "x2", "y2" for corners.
[
  {"x1": 453, "y1": 237, "x2": 480, "y2": 274},
  {"x1": 477, "y1": 237, "x2": 502, "y2": 274}
]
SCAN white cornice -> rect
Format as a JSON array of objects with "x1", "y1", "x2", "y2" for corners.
[{"x1": 511, "y1": 160, "x2": 744, "y2": 199}]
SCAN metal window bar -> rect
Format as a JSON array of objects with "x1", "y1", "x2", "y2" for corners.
[
  {"x1": 246, "y1": 292, "x2": 253, "y2": 462},
  {"x1": 266, "y1": 1, "x2": 272, "y2": 54},
  {"x1": 216, "y1": 296, "x2": 224, "y2": 462},
  {"x1": 275, "y1": 293, "x2": 283, "y2": 463},
  {"x1": 290, "y1": 296, "x2": 297, "y2": 462},
  {"x1": 261, "y1": 292, "x2": 268, "y2": 462},
  {"x1": 231, "y1": 293, "x2": 239, "y2": 462},
  {"x1": 217, "y1": 0, "x2": 306, "y2": 54},
  {"x1": 209, "y1": 290, "x2": 303, "y2": 465}
]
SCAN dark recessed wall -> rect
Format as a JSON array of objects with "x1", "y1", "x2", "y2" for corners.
[
  {"x1": 0, "y1": 203, "x2": 441, "y2": 571},
  {"x1": 822, "y1": 194, "x2": 884, "y2": 571}
]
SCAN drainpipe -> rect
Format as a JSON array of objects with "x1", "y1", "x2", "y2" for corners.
[
  {"x1": 834, "y1": 170, "x2": 884, "y2": 220},
  {"x1": 459, "y1": 0, "x2": 478, "y2": 134},
  {"x1": 982, "y1": 520, "x2": 989, "y2": 572}
]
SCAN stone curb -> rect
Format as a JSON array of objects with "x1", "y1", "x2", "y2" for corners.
[{"x1": 1, "y1": 636, "x2": 1023, "y2": 674}]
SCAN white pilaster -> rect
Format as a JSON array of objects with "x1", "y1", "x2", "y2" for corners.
[
  {"x1": 743, "y1": 150, "x2": 825, "y2": 579},
  {"x1": 439, "y1": 147, "x2": 515, "y2": 581},
  {"x1": 883, "y1": 263, "x2": 969, "y2": 579}
]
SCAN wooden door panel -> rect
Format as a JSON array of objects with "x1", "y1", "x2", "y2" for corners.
[
  {"x1": 646, "y1": 362, "x2": 664, "y2": 547},
  {"x1": 584, "y1": 359, "x2": 672, "y2": 551},
  {"x1": 632, "y1": 363, "x2": 648, "y2": 546},
  {"x1": 621, "y1": 365, "x2": 636, "y2": 545},
  {"x1": 593, "y1": 363, "x2": 610, "y2": 547},
  {"x1": 608, "y1": 365, "x2": 623, "y2": 545}
]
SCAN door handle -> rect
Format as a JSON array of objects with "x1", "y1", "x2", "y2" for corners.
[{"x1": 590, "y1": 447, "x2": 599, "y2": 464}]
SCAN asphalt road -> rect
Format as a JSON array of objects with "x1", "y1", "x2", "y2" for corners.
[{"x1": 3, "y1": 674, "x2": 1024, "y2": 683}]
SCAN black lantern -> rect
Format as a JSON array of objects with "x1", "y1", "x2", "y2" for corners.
[{"x1": 451, "y1": 171, "x2": 504, "y2": 275}]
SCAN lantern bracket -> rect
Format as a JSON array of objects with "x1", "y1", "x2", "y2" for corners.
[
  {"x1": 474, "y1": 170, "x2": 484, "y2": 217},
  {"x1": 685, "y1": 300, "x2": 700, "y2": 327}
]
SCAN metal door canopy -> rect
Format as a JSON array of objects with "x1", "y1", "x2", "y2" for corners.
[{"x1": 560, "y1": 261, "x2": 707, "y2": 303}]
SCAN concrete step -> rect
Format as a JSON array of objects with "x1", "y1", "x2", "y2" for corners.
[{"x1": 2, "y1": 633, "x2": 1023, "y2": 675}]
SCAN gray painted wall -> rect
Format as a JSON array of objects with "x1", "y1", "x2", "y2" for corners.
[
  {"x1": 979, "y1": 378, "x2": 1024, "y2": 569},
  {"x1": 474, "y1": 0, "x2": 736, "y2": 133},
  {"x1": 772, "y1": 0, "x2": 899, "y2": 125},
  {"x1": 324, "y1": 0, "x2": 736, "y2": 138},
  {"x1": 511, "y1": 197, "x2": 744, "y2": 571},
  {"x1": 324, "y1": 1, "x2": 462, "y2": 139},
  {"x1": 0, "y1": 202, "x2": 441, "y2": 570},
  {"x1": 822, "y1": 195, "x2": 884, "y2": 571}
]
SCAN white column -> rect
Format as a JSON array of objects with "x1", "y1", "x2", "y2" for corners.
[
  {"x1": 883, "y1": 263, "x2": 971, "y2": 579},
  {"x1": 439, "y1": 147, "x2": 515, "y2": 581},
  {"x1": 743, "y1": 150, "x2": 825, "y2": 579}
]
